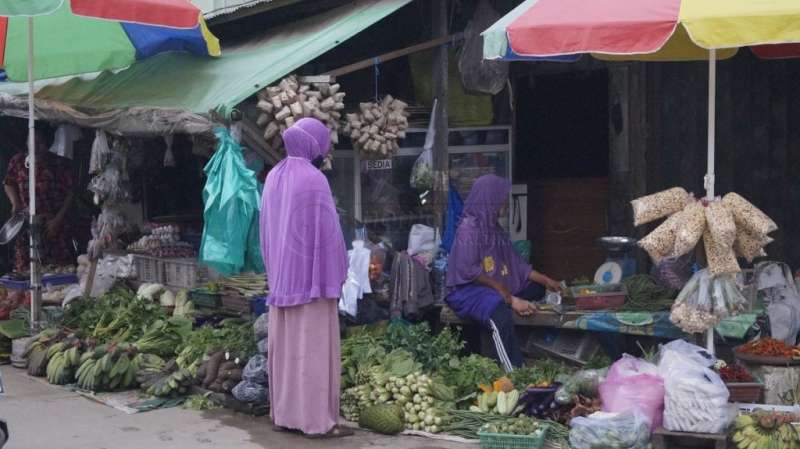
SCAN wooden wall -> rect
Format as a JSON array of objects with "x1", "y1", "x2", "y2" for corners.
[{"x1": 623, "y1": 53, "x2": 800, "y2": 269}]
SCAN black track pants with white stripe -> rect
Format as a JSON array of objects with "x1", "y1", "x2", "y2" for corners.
[{"x1": 488, "y1": 304, "x2": 523, "y2": 371}]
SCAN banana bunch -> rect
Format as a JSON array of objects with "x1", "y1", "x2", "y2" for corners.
[
  {"x1": 138, "y1": 358, "x2": 195, "y2": 398},
  {"x1": 76, "y1": 343, "x2": 140, "y2": 392},
  {"x1": 24, "y1": 329, "x2": 64, "y2": 377},
  {"x1": 45, "y1": 340, "x2": 85, "y2": 385},
  {"x1": 733, "y1": 412, "x2": 800, "y2": 449}
]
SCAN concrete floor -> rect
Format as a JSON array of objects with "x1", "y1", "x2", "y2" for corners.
[{"x1": 0, "y1": 366, "x2": 471, "y2": 449}]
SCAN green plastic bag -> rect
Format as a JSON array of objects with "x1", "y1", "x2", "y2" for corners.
[{"x1": 200, "y1": 128, "x2": 264, "y2": 275}]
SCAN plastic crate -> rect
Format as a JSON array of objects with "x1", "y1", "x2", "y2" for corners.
[
  {"x1": 222, "y1": 294, "x2": 250, "y2": 314},
  {"x1": 570, "y1": 284, "x2": 627, "y2": 310},
  {"x1": 133, "y1": 255, "x2": 164, "y2": 284},
  {"x1": 249, "y1": 295, "x2": 267, "y2": 317},
  {"x1": 478, "y1": 427, "x2": 548, "y2": 449},
  {"x1": 0, "y1": 273, "x2": 78, "y2": 290},
  {"x1": 163, "y1": 258, "x2": 208, "y2": 289},
  {"x1": 726, "y1": 382, "x2": 764, "y2": 403},
  {"x1": 190, "y1": 289, "x2": 222, "y2": 309},
  {"x1": 527, "y1": 330, "x2": 601, "y2": 365}
]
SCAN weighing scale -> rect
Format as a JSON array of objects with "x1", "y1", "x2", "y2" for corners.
[{"x1": 594, "y1": 236, "x2": 638, "y2": 284}]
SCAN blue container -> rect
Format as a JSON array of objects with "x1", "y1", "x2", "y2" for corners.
[
  {"x1": 0, "y1": 273, "x2": 78, "y2": 290},
  {"x1": 249, "y1": 296, "x2": 267, "y2": 317}
]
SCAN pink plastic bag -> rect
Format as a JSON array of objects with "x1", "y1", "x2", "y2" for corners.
[{"x1": 599, "y1": 355, "x2": 665, "y2": 429}]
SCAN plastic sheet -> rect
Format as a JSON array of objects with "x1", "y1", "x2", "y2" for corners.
[
  {"x1": 457, "y1": 0, "x2": 508, "y2": 95},
  {"x1": 242, "y1": 355, "x2": 268, "y2": 385}
]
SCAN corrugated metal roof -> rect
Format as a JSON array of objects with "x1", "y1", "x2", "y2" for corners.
[{"x1": 191, "y1": 0, "x2": 275, "y2": 19}]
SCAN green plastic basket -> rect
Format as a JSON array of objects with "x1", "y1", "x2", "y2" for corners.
[
  {"x1": 477, "y1": 427, "x2": 548, "y2": 449},
  {"x1": 190, "y1": 289, "x2": 222, "y2": 309}
]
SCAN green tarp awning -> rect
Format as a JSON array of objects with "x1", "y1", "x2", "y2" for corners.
[{"x1": 0, "y1": 0, "x2": 411, "y2": 123}]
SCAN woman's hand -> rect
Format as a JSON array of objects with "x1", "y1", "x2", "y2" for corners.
[
  {"x1": 510, "y1": 297, "x2": 536, "y2": 316},
  {"x1": 544, "y1": 278, "x2": 563, "y2": 293}
]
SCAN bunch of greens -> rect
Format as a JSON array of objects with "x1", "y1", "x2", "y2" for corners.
[
  {"x1": 341, "y1": 333, "x2": 388, "y2": 388},
  {"x1": 584, "y1": 353, "x2": 613, "y2": 370},
  {"x1": 135, "y1": 316, "x2": 193, "y2": 358},
  {"x1": 438, "y1": 354, "x2": 504, "y2": 399},
  {"x1": 622, "y1": 274, "x2": 677, "y2": 311},
  {"x1": 175, "y1": 319, "x2": 256, "y2": 369},
  {"x1": 63, "y1": 288, "x2": 166, "y2": 342},
  {"x1": 382, "y1": 322, "x2": 464, "y2": 374},
  {"x1": 509, "y1": 359, "x2": 573, "y2": 388}
]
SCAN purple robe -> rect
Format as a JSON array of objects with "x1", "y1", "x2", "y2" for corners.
[
  {"x1": 259, "y1": 118, "x2": 347, "y2": 307},
  {"x1": 445, "y1": 175, "x2": 532, "y2": 324}
]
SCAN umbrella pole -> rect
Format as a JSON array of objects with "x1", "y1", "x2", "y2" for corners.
[
  {"x1": 26, "y1": 17, "x2": 42, "y2": 332},
  {"x1": 705, "y1": 49, "x2": 717, "y2": 356}
]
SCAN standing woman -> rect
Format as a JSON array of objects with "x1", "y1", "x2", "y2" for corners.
[
  {"x1": 260, "y1": 118, "x2": 352, "y2": 438},
  {"x1": 446, "y1": 175, "x2": 562, "y2": 370}
]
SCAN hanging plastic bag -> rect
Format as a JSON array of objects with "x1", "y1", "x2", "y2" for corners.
[
  {"x1": 163, "y1": 135, "x2": 176, "y2": 167},
  {"x1": 200, "y1": 128, "x2": 261, "y2": 276},
  {"x1": 457, "y1": 0, "x2": 508, "y2": 95},
  {"x1": 407, "y1": 224, "x2": 437, "y2": 256},
  {"x1": 570, "y1": 411, "x2": 652, "y2": 449},
  {"x1": 48, "y1": 124, "x2": 81, "y2": 159},
  {"x1": 598, "y1": 355, "x2": 665, "y2": 428},
  {"x1": 89, "y1": 130, "x2": 110, "y2": 174},
  {"x1": 410, "y1": 99, "x2": 437, "y2": 190}
]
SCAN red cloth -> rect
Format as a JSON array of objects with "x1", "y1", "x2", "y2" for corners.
[{"x1": 4, "y1": 152, "x2": 74, "y2": 272}]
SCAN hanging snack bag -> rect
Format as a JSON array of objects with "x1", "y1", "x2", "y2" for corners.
[
  {"x1": 722, "y1": 192, "x2": 778, "y2": 237},
  {"x1": 733, "y1": 228, "x2": 771, "y2": 262},
  {"x1": 672, "y1": 201, "x2": 706, "y2": 257},
  {"x1": 703, "y1": 230, "x2": 740, "y2": 276},
  {"x1": 704, "y1": 200, "x2": 736, "y2": 248},
  {"x1": 631, "y1": 187, "x2": 690, "y2": 226},
  {"x1": 638, "y1": 212, "x2": 681, "y2": 263}
]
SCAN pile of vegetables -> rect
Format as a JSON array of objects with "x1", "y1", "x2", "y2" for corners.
[
  {"x1": 718, "y1": 364, "x2": 755, "y2": 383},
  {"x1": 738, "y1": 338, "x2": 799, "y2": 358},
  {"x1": 445, "y1": 409, "x2": 570, "y2": 446},
  {"x1": 621, "y1": 274, "x2": 677, "y2": 312},
  {"x1": 732, "y1": 411, "x2": 800, "y2": 449},
  {"x1": 479, "y1": 417, "x2": 546, "y2": 437}
]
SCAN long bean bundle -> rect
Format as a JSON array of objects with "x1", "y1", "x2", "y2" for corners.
[{"x1": 621, "y1": 275, "x2": 677, "y2": 312}]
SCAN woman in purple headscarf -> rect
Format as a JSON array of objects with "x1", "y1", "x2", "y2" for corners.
[
  {"x1": 446, "y1": 175, "x2": 562, "y2": 370},
  {"x1": 260, "y1": 118, "x2": 352, "y2": 438}
]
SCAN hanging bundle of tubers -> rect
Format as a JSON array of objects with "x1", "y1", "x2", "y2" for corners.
[
  {"x1": 632, "y1": 188, "x2": 777, "y2": 276},
  {"x1": 343, "y1": 95, "x2": 409, "y2": 157},
  {"x1": 255, "y1": 75, "x2": 346, "y2": 154}
]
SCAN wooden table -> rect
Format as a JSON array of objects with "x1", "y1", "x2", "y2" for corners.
[{"x1": 439, "y1": 304, "x2": 585, "y2": 328}]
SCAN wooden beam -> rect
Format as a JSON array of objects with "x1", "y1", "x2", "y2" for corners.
[{"x1": 322, "y1": 33, "x2": 463, "y2": 78}]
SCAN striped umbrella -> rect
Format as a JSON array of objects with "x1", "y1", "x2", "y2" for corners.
[
  {"x1": 484, "y1": 0, "x2": 800, "y2": 199},
  {"x1": 0, "y1": 0, "x2": 220, "y2": 328},
  {"x1": 483, "y1": 0, "x2": 800, "y2": 354}
]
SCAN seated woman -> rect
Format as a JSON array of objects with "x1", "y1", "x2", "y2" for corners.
[{"x1": 446, "y1": 175, "x2": 561, "y2": 371}]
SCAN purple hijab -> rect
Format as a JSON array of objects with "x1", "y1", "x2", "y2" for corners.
[
  {"x1": 260, "y1": 118, "x2": 347, "y2": 307},
  {"x1": 446, "y1": 174, "x2": 532, "y2": 294}
]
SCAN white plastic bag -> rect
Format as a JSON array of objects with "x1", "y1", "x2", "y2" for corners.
[
  {"x1": 48, "y1": 124, "x2": 81, "y2": 159},
  {"x1": 662, "y1": 364, "x2": 735, "y2": 433},
  {"x1": 659, "y1": 340, "x2": 735, "y2": 433},
  {"x1": 407, "y1": 224, "x2": 437, "y2": 256},
  {"x1": 410, "y1": 99, "x2": 437, "y2": 190},
  {"x1": 89, "y1": 130, "x2": 110, "y2": 174},
  {"x1": 569, "y1": 411, "x2": 652, "y2": 449},
  {"x1": 339, "y1": 240, "x2": 373, "y2": 318}
]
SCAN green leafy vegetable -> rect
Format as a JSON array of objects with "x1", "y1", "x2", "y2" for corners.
[{"x1": 438, "y1": 354, "x2": 504, "y2": 399}]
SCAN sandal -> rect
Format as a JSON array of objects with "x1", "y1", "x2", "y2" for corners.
[{"x1": 304, "y1": 426, "x2": 355, "y2": 439}]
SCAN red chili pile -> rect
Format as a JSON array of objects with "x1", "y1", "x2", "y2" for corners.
[
  {"x1": 719, "y1": 364, "x2": 754, "y2": 383},
  {"x1": 739, "y1": 338, "x2": 796, "y2": 358}
]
